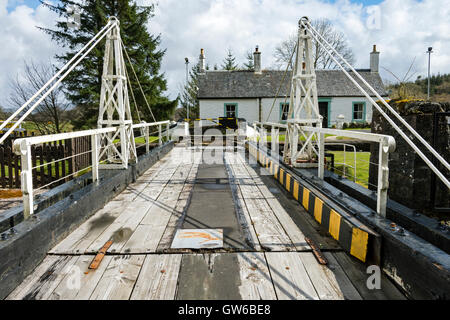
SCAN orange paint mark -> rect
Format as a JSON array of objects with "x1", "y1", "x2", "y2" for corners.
[
  {"x1": 0, "y1": 189, "x2": 22, "y2": 199},
  {"x1": 179, "y1": 231, "x2": 220, "y2": 244}
]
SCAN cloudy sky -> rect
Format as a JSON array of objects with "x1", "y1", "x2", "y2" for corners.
[{"x1": 0, "y1": 0, "x2": 449, "y2": 108}]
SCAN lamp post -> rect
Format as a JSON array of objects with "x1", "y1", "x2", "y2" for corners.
[
  {"x1": 185, "y1": 57, "x2": 189, "y2": 120},
  {"x1": 427, "y1": 47, "x2": 433, "y2": 100}
]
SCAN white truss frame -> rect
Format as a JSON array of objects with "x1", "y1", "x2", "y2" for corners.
[
  {"x1": 283, "y1": 17, "x2": 322, "y2": 167},
  {"x1": 98, "y1": 17, "x2": 137, "y2": 169}
]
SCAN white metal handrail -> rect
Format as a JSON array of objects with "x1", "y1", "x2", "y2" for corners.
[
  {"x1": 302, "y1": 126, "x2": 395, "y2": 217},
  {"x1": 13, "y1": 127, "x2": 117, "y2": 218},
  {"x1": 132, "y1": 120, "x2": 171, "y2": 153}
]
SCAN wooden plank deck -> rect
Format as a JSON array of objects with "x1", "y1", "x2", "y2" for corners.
[{"x1": 7, "y1": 146, "x2": 405, "y2": 300}]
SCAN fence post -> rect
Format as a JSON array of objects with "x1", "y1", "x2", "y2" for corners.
[
  {"x1": 145, "y1": 126, "x2": 150, "y2": 153},
  {"x1": 158, "y1": 124, "x2": 162, "y2": 146},
  {"x1": 377, "y1": 138, "x2": 390, "y2": 217},
  {"x1": 16, "y1": 141, "x2": 33, "y2": 218},
  {"x1": 91, "y1": 134, "x2": 99, "y2": 183}
]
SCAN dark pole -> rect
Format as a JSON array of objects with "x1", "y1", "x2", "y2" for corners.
[
  {"x1": 185, "y1": 57, "x2": 189, "y2": 120},
  {"x1": 427, "y1": 47, "x2": 433, "y2": 100}
]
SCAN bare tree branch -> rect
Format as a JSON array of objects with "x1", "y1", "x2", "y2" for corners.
[
  {"x1": 7, "y1": 60, "x2": 71, "y2": 135},
  {"x1": 273, "y1": 18, "x2": 355, "y2": 70}
]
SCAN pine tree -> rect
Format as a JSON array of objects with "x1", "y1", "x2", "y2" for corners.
[
  {"x1": 39, "y1": 0, "x2": 176, "y2": 129},
  {"x1": 243, "y1": 50, "x2": 254, "y2": 71},
  {"x1": 179, "y1": 62, "x2": 200, "y2": 119},
  {"x1": 221, "y1": 49, "x2": 238, "y2": 71}
]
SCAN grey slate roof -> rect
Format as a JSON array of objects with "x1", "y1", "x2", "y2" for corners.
[{"x1": 197, "y1": 69, "x2": 387, "y2": 99}]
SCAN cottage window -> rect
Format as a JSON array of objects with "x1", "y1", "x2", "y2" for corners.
[
  {"x1": 352, "y1": 102, "x2": 365, "y2": 121},
  {"x1": 225, "y1": 104, "x2": 237, "y2": 118},
  {"x1": 280, "y1": 103, "x2": 289, "y2": 122}
]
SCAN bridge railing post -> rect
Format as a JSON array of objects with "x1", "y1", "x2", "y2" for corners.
[
  {"x1": 145, "y1": 126, "x2": 150, "y2": 153},
  {"x1": 318, "y1": 132, "x2": 325, "y2": 179},
  {"x1": 377, "y1": 138, "x2": 390, "y2": 217},
  {"x1": 16, "y1": 142, "x2": 33, "y2": 218},
  {"x1": 91, "y1": 133, "x2": 99, "y2": 183},
  {"x1": 158, "y1": 124, "x2": 162, "y2": 146},
  {"x1": 166, "y1": 122, "x2": 170, "y2": 142}
]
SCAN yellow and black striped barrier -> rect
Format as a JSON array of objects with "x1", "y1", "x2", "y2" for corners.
[{"x1": 248, "y1": 142, "x2": 378, "y2": 263}]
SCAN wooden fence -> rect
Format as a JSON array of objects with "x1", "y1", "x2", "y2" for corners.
[{"x1": 0, "y1": 131, "x2": 91, "y2": 189}]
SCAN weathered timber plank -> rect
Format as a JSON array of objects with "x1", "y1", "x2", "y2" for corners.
[
  {"x1": 6, "y1": 256, "x2": 75, "y2": 300},
  {"x1": 89, "y1": 255, "x2": 145, "y2": 300},
  {"x1": 49, "y1": 201, "x2": 127, "y2": 254},
  {"x1": 265, "y1": 252, "x2": 319, "y2": 300},
  {"x1": 237, "y1": 252, "x2": 277, "y2": 300},
  {"x1": 299, "y1": 252, "x2": 362, "y2": 300},
  {"x1": 156, "y1": 163, "x2": 199, "y2": 252},
  {"x1": 49, "y1": 255, "x2": 112, "y2": 300},
  {"x1": 130, "y1": 254, "x2": 182, "y2": 300},
  {"x1": 236, "y1": 154, "x2": 309, "y2": 251}
]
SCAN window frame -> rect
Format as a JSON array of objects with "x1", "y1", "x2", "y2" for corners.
[
  {"x1": 279, "y1": 102, "x2": 290, "y2": 123},
  {"x1": 352, "y1": 101, "x2": 366, "y2": 122},
  {"x1": 224, "y1": 103, "x2": 238, "y2": 118}
]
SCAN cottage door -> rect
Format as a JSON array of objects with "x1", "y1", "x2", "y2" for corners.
[{"x1": 319, "y1": 101, "x2": 329, "y2": 128}]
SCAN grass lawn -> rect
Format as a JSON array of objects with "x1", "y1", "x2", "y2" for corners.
[
  {"x1": 21, "y1": 122, "x2": 74, "y2": 135},
  {"x1": 262, "y1": 134, "x2": 335, "y2": 142},
  {"x1": 329, "y1": 151, "x2": 371, "y2": 188},
  {"x1": 114, "y1": 136, "x2": 161, "y2": 144}
]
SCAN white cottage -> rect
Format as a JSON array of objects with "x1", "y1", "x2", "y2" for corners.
[{"x1": 197, "y1": 46, "x2": 387, "y2": 127}]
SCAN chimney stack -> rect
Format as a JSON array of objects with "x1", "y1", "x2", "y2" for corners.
[
  {"x1": 199, "y1": 48, "x2": 206, "y2": 73},
  {"x1": 370, "y1": 45, "x2": 380, "y2": 73},
  {"x1": 254, "y1": 46, "x2": 261, "y2": 74}
]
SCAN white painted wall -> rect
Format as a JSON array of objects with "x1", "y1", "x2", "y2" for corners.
[
  {"x1": 199, "y1": 96, "x2": 376, "y2": 125},
  {"x1": 329, "y1": 97, "x2": 374, "y2": 126},
  {"x1": 261, "y1": 98, "x2": 289, "y2": 123},
  {"x1": 199, "y1": 99, "x2": 259, "y2": 120}
]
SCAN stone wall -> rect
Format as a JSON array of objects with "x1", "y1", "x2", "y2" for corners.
[{"x1": 369, "y1": 101, "x2": 449, "y2": 213}]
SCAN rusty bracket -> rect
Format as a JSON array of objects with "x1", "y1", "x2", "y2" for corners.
[
  {"x1": 305, "y1": 237, "x2": 328, "y2": 265},
  {"x1": 89, "y1": 240, "x2": 113, "y2": 270}
]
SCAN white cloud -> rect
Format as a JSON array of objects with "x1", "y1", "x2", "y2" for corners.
[
  {"x1": 152, "y1": 0, "x2": 450, "y2": 98},
  {"x1": 0, "y1": 0, "x2": 449, "y2": 107},
  {"x1": 0, "y1": 0, "x2": 60, "y2": 107}
]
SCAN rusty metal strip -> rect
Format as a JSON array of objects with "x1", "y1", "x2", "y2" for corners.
[
  {"x1": 89, "y1": 240, "x2": 113, "y2": 270},
  {"x1": 305, "y1": 237, "x2": 328, "y2": 265}
]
